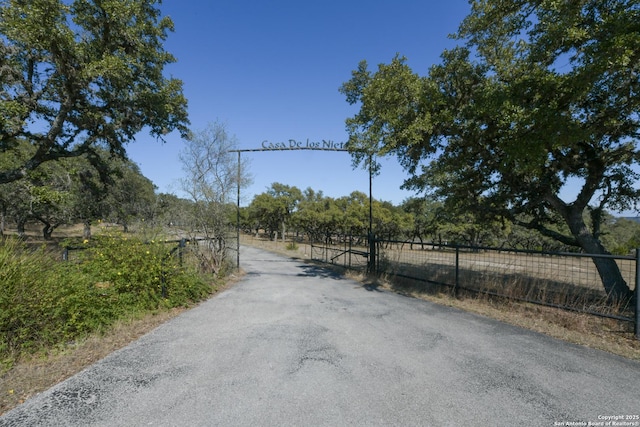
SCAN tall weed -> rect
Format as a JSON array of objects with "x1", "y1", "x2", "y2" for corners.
[
  {"x1": 0, "y1": 239, "x2": 68, "y2": 364},
  {"x1": 1, "y1": 232, "x2": 213, "y2": 371}
]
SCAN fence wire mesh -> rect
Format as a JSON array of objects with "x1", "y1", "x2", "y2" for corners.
[
  {"x1": 310, "y1": 236, "x2": 369, "y2": 271},
  {"x1": 377, "y1": 240, "x2": 637, "y2": 321},
  {"x1": 64, "y1": 231, "x2": 239, "y2": 273},
  {"x1": 308, "y1": 236, "x2": 636, "y2": 323}
]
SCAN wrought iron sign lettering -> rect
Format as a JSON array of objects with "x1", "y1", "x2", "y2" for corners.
[{"x1": 261, "y1": 139, "x2": 346, "y2": 150}]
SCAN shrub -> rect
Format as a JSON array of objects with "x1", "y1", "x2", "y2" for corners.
[
  {"x1": 74, "y1": 231, "x2": 212, "y2": 311},
  {"x1": 0, "y1": 239, "x2": 85, "y2": 365},
  {"x1": 0, "y1": 232, "x2": 214, "y2": 371}
]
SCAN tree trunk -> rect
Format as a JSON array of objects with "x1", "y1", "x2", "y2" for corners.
[
  {"x1": 566, "y1": 210, "x2": 632, "y2": 304},
  {"x1": 589, "y1": 255, "x2": 632, "y2": 303},
  {"x1": 83, "y1": 221, "x2": 92, "y2": 240},
  {"x1": 16, "y1": 219, "x2": 26, "y2": 239},
  {"x1": 42, "y1": 223, "x2": 54, "y2": 240}
]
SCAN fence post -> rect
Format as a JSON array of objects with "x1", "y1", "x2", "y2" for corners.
[
  {"x1": 179, "y1": 238, "x2": 186, "y2": 266},
  {"x1": 324, "y1": 240, "x2": 328, "y2": 264},
  {"x1": 633, "y1": 248, "x2": 640, "y2": 340},
  {"x1": 454, "y1": 245, "x2": 460, "y2": 297},
  {"x1": 368, "y1": 232, "x2": 376, "y2": 274}
]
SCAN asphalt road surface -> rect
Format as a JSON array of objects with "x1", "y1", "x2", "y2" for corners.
[{"x1": 2, "y1": 246, "x2": 639, "y2": 426}]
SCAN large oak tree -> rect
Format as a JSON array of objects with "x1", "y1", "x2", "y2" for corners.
[
  {"x1": 0, "y1": 0, "x2": 188, "y2": 184},
  {"x1": 340, "y1": 0, "x2": 640, "y2": 302}
]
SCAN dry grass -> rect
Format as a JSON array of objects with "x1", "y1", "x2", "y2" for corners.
[
  {"x1": 378, "y1": 243, "x2": 636, "y2": 291},
  {"x1": 240, "y1": 234, "x2": 315, "y2": 260},
  {"x1": 376, "y1": 274, "x2": 640, "y2": 361}
]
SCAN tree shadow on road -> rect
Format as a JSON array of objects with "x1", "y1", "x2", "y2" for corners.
[
  {"x1": 293, "y1": 260, "x2": 386, "y2": 294},
  {"x1": 296, "y1": 264, "x2": 345, "y2": 280},
  {"x1": 362, "y1": 282, "x2": 384, "y2": 292}
]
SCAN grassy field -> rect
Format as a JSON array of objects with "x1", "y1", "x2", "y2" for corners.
[{"x1": 378, "y1": 243, "x2": 636, "y2": 292}]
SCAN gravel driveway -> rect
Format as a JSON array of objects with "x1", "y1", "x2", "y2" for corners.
[{"x1": 1, "y1": 245, "x2": 639, "y2": 426}]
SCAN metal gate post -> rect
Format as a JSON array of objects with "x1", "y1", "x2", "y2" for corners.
[
  {"x1": 455, "y1": 245, "x2": 460, "y2": 297},
  {"x1": 368, "y1": 232, "x2": 376, "y2": 274},
  {"x1": 635, "y1": 248, "x2": 639, "y2": 340},
  {"x1": 236, "y1": 151, "x2": 241, "y2": 270}
]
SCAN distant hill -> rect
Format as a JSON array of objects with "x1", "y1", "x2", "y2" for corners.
[{"x1": 621, "y1": 217, "x2": 640, "y2": 223}]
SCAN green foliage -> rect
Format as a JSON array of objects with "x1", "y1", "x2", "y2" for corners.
[
  {"x1": 293, "y1": 189, "x2": 337, "y2": 241},
  {"x1": 74, "y1": 231, "x2": 211, "y2": 309},
  {"x1": 0, "y1": 233, "x2": 212, "y2": 370},
  {"x1": 0, "y1": 0, "x2": 189, "y2": 184},
  {"x1": 600, "y1": 217, "x2": 640, "y2": 255},
  {"x1": 102, "y1": 159, "x2": 158, "y2": 232},
  {"x1": 0, "y1": 142, "x2": 160, "y2": 239},
  {"x1": 248, "y1": 183, "x2": 302, "y2": 240},
  {"x1": 340, "y1": 0, "x2": 639, "y2": 301}
]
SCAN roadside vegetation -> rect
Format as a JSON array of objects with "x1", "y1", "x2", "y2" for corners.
[
  {"x1": 0, "y1": 117, "x2": 247, "y2": 415},
  {"x1": 0, "y1": 223, "x2": 238, "y2": 415},
  {"x1": 0, "y1": 228, "x2": 215, "y2": 371}
]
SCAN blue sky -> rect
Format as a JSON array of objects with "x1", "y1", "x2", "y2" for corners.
[
  {"x1": 126, "y1": 0, "x2": 472, "y2": 206},
  {"x1": 125, "y1": 1, "x2": 638, "y2": 217}
]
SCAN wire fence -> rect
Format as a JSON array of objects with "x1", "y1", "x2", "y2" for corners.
[
  {"x1": 63, "y1": 235, "x2": 239, "y2": 272},
  {"x1": 63, "y1": 238, "x2": 187, "y2": 262},
  {"x1": 310, "y1": 237, "x2": 370, "y2": 271},
  {"x1": 311, "y1": 236, "x2": 639, "y2": 336}
]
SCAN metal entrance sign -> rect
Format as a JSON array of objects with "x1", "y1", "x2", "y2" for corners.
[
  {"x1": 260, "y1": 139, "x2": 347, "y2": 151},
  {"x1": 229, "y1": 141, "x2": 374, "y2": 273},
  {"x1": 229, "y1": 140, "x2": 348, "y2": 152}
]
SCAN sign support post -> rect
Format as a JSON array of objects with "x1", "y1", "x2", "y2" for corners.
[{"x1": 236, "y1": 150, "x2": 241, "y2": 270}]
